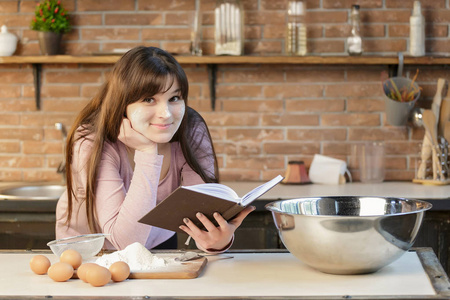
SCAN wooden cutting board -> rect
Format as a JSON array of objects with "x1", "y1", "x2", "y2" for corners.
[{"x1": 74, "y1": 254, "x2": 208, "y2": 280}]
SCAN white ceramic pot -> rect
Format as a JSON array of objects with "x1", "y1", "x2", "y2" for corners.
[{"x1": 0, "y1": 25, "x2": 18, "y2": 56}]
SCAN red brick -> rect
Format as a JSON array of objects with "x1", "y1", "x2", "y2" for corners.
[
  {"x1": 325, "y1": 83, "x2": 382, "y2": 97},
  {"x1": 347, "y1": 98, "x2": 385, "y2": 112},
  {"x1": 286, "y1": 69, "x2": 345, "y2": 83},
  {"x1": 361, "y1": 10, "x2": 411, "y2": 23},
  {"x1": 46, "y1": 71, "x2": 103, "y2": 84},
  {"x1": 203, "y1": 112, "x2": 259, "y2": 126},
  {"x1": 78, "y1": 0, "x2": 134, "y2": 11},
  {"x1": 347, "y1": 67, "x2": 386, "y2": 82},
  {"x1": 245, "y1": 41, "x2": 283, "y2": 55},
  {"x1": 23, "y1": 141, "x2": 61, "y2": 154},
  {"x1": 308, "y1": 40, "x2": 345, "y2": 53},
  {"x1": 223, "y1": 68, "x2": 284, "y2": 83},
  {"x1": 264, "y1": 142, "x2": 320, "y2": 154},
  {"x1": 227, "y1": 128, "x2": 284, "y2": 141},
  {"x1": 246, "y1": 11, "x2": 286, "y2": 25},
  {"x1": 223, "y1": 100, "x2": 283, "y2": 112},
  {"x1": 262, "y1": 114, "x2": 319, "y2": 126},
  {"x1": 288, "y1": 129, "x2": 347, "y2": 141},
  {"x1": 0, "y1": 99, "x2": 36, "y2": 112},
  {"x1": 0, "y1": 114, "x2": 20, "y2": 125},
  {"x1": 0, "y1": 170, "x2": 22, "y2": 181},
  {"x1": 0, "y1": 141, "x2": 20, "y2": 153},
  {"x1": 0, "y1": 86, "x2": 21, "y2": 98},
  {"x1": 0, "y1": 156, "x2": 44, "y2": 168},
  {"x1": 264, "y1": 84, "x2": 324, "y2": 98},
  {"x1": 70, "y1": 14, "x2": 103, "y2": 26},
  {"x1": 0, "y1": 128, "x2": 43, "y2": 140},
  {"x1": 106, "y1": 13, "x2": 162, "y2": 25},
  {"x1": 0, "y1": 2, "x2": 18, "y2": 14},
  {"x1": 389, "y1": 24, "x2": 409, "y2": 37},
  {"x1": 219, "y1": 170, "x2": 262, "y2": 181},
  {"x1": 23, "y1": 170, "x2": 63, "y2": 182},
  {"x1": 322, "y1": 113, "x2": 380, "y2": 126},
  {"x1": 217, "y1": 85, "x2": 262, "y2": 98},
  {"x1": 386, "y1": 0, "x2": 445, "y2": 9},
  {"x1": 286, "y1": 99, "x2": 345, "y2": 112},
  {"x1": 349, "y1": 128, "x2": 408, "y2": 140},
  {"x1": 323, "y1": 0, "x2": 382, "y2": 9},
  {"x1": 0, "y1": 71, "x2": 33, "y2": 84},
  {"x1": 138, "y1": 0, "x2": 195, "y2": 11},
  {"x1": 82, "y1": 28, "x2": 140, "y2": 41},
  {"x1": 43, "y1": 99, "x2": 89, "y2": 112},
  {"x1": 226, "y1": 156, "x2": 284, "y2": 169}
]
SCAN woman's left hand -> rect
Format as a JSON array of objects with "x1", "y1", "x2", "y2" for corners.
[{"x1": 179, "y1": 206, "x2": 256, "y2": 252}]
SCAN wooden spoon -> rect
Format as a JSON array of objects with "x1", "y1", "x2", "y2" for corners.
[{"x1": 422, "y1": 110, "x2": 443, "y2": 180}]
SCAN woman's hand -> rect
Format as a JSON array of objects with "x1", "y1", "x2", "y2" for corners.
[
  {"x1": 118, "y1": 118, "x2": 157, "y2": 154},
  {"x1": 179, "y1": 206, "x2": 256, "y2": 252}
]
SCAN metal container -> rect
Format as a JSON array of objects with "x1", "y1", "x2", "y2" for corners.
[{"x1": 266, "y1": 196, "x2": 431, "y2": 275}]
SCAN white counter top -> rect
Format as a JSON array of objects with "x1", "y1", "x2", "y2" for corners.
[
  {"x1": 223, "y1": 181, "x2": 450, "y2": 201},
  {"x1": 0, "y1": 250, "x2": 445, "y2": 299}
]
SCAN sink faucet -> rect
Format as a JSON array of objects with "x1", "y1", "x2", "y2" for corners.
[{"x1": 55, "y1": 123, "x2": 67, "y2": 183}]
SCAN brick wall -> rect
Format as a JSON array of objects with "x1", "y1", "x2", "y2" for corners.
[{"x1": 0, "y1": 0, "x2": 449, "y2": 182}]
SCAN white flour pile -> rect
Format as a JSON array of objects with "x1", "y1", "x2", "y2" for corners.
[{"x1": 95, "y1": 242, "x2": 168, "y2": 271}]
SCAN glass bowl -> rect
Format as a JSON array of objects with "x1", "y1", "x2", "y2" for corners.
[{"x1": 47, "y1": 234, "x2": 109, "y2": 260}]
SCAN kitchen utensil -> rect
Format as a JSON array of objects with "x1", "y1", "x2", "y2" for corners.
[
  {"x1": 422, "y1": 109, "x2": 443, "y2": 180},
  {"x1": 416, "y1": 134, "x2": 432, "y2": 179},
  {"x1": 174, "y1": 252, "x2": 234, "y2": 262},
  {"x1": 265, "y1": 197, "x2": 432, "y2": 275},
  {"x1": 431, "y1": 78, "x2": 447, "y2": 130},
  {"x1": 383, "y1": 77, "x2": 420, "y2": 126},
  {"x1": 439, "y1": 98, "x2": 450, "y2": 136},
  {"x1": 411, "y1": 107, "x2": 424, "y2": 127},
  {"x1": 47, "y1": 234, "x2": 109, "y2": 260},
  {"x1": 445, "y1": 121, "x2": 450, "y2": 144}
]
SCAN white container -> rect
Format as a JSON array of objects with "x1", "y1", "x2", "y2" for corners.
[
  {"x1": 347, "y1": 4, "x2": 362, "y2": 56},
  {"x1": 409, "y1": 1, "x2": 425, "y2": 57},
  {"x1": 214, "y1": 0, "x2": 244, "y2": 55},
  {"x1": 0, "y1": 25, "x2": 18, "y2": 56}
]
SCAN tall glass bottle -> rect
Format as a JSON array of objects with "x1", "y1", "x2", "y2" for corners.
[
  {"x1": 347, "y1": 4, "x2": 362, "y2": 56},
  {"x1": 214, "y1": 0, "x2": 244, "y2": 55},
  {"x1": 285, "y1": 1, "x2": 307, "y2": 56}
]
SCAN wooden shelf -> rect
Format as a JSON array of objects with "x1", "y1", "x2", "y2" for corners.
[{"x1": 1, "y1": 55, "x2": 450, "y2": 65}]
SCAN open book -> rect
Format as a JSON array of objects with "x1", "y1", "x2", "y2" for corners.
[{"x1": 139, "y1": 175, "x2": 283, "y2": 233}]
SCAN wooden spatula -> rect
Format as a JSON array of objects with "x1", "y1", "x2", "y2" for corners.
[
  {"x1": 439, "y1": 98, "x2": 450, "y2": 137},
  {"x1": 432, "y1": 78, "x2": 448, "y2": 134},
  {"x1": 422, "y1": 109, "x2": 443, "y2": 180}
]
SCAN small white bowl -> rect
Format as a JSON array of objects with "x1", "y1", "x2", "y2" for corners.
[{"x1": 47, "y1": 234, "x2": 109, "y2": 260}]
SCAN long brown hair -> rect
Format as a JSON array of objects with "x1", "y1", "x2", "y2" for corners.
[{"x1": 65, "y1": 46, "x2": 219, "y2": 233}]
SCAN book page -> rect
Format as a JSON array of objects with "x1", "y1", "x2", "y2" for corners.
[
  {"x1": 241, "y1": 175, "x2": 284, "y2": 206},
  {"x1": 182, "y1": 183, "x2": 240, "y2": 203}
]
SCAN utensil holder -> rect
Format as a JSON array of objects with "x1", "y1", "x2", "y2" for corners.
[
  {"x1": 383, "y1": 77, "x2": 420, "y2": 126},
  {"x1": 413, "y1": 140, "x2": 450, "y2": 185}
]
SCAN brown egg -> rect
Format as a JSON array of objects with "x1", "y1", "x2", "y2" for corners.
[
  {"x1": 109, "y1": 261, "x2": 130, "y2": 282},
  {"x1": 60, "y1": 249, "x2": 82, "y2": 269},
  {"x1": 30, "y1": 255, "x2": 51, "y2": 275},
  {"x1": 86, "y1": 265, "x2": 111, "y2": 287},
  {"x1": 77, "y1": 263, "x2": 98, "y2": 283},
  {"x1": 48, "y1": 262, "x2": 74, "y2": 282}
]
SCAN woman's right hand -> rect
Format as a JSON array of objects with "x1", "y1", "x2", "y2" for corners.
[{"x1": 118, "y1": 118, "x2": 157, "y2": 154}]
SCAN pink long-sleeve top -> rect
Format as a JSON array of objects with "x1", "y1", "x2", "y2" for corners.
[{"x1": 55, "y1": 122, "x2": 215, "y2": 251}]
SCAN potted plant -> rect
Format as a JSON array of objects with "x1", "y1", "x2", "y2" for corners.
[{"x1": 30, "y1": 0, "x2": 71, "y2": 55}]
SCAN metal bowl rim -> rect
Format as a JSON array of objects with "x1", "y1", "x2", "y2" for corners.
[
  {"x1": 265, "y1": 196, "x2": 432, "y2": 217},
  {"x1": 46, "y1": 233, "x2": 110, "y2": 247}
]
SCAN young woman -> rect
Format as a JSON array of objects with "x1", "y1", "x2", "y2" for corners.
[{"x1": 55, "y1": 46, "x2": 254, "y2": 252}]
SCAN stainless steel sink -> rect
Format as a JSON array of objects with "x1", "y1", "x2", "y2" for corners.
[{"x1": 0, "y1": 184, "x2": 66, "y2": 201}]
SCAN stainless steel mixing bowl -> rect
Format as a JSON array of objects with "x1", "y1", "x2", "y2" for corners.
[{"x1": 265, "y1": 196, "x2": 432, "y2": 275}]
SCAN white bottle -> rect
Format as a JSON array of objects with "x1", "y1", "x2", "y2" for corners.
[
  {"x1": 409, "y1": 1, "x2": 425, "y2": 57},
  {"x1": 347, "y1": 4, "x2": 362, "y2": 56}
]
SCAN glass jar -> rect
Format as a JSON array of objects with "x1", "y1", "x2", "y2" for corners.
[{"x1": 285, "y1": 1, "x2": 307, "y2": 56}]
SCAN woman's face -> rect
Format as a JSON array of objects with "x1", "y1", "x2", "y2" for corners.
[{"x1": 126, "y1": 79, "x2": 185, "y2": 144}]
